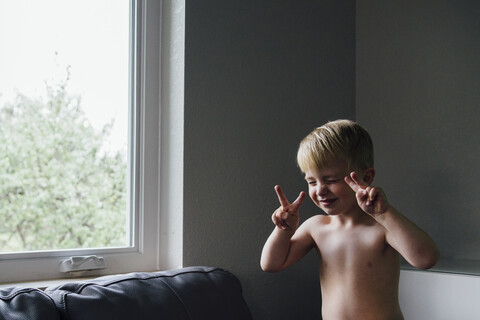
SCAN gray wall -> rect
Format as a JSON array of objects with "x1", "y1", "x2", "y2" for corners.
[
  {"x1": 182, "y1": 0, "x2": 480, "y2": 318},
  {"x1": 356, "y1": 0, "x2": 480, "y2": 263},
  {"x1": 183, "y1": 1, "x2": 355, "y2": 319},
  {"x1": 357, "y1": 1, "x2": 480, "y2": 318}
]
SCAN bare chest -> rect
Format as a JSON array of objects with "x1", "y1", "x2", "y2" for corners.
[
  {"x1": 312, "y1": 223, "x2": 396, "y2": 273},
  {"x1": 311, "y1": 221, "x2": 402, "y2": 319}
]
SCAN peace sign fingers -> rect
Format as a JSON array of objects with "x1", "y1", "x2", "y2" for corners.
[
  {"x1": 292, "y1": 190, "x2": 306, "y2": 209},
  {"x1": 272, "y1": 185, "x2": 305, "y2": 231},
  {"x1": 345, "y1": 171, "x2": 369, "y2": 192},
  {"x1": 275, "y1": 185, "x2": 305, "y2": 211},
  {"x1": 274, "y1": 185, "x2": 290, "y2": 208},
  {"x1": 345, "y1": 171, "x2": 390, "y2": 215}
]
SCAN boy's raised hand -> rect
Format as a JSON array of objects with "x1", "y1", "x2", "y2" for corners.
[
  {"x1": 345, "y1": 172, "x2": 390, "y2": 216},
  {"x1": 272, "y1": 185, "x2": 305, "y2": 231}
]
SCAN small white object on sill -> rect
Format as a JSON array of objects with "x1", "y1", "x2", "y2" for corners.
[{"x1": 60, "y1": 255, "x2": 106, "y2": 276}]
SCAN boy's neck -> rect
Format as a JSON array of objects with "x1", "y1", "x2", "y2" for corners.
[{"x1": 332, "y1": 207, "x2": 373, "y2": 227}]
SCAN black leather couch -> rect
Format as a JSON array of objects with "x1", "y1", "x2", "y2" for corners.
[{"x1": 0, "y1": 266, "x2": 253, "y2": 320}]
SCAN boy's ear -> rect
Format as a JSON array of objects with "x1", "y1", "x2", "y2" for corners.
[{"x1": 363, "y1": 168, "x2": 376, "y2": 185}]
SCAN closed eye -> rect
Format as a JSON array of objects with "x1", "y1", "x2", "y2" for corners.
[{"x1": 326, "y1": 179, "x2": 340, "y2": 184}]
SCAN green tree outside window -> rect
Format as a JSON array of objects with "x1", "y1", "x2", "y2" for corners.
[{"x1": 0, "y1": 76, "x2": 127, "y2": 252}]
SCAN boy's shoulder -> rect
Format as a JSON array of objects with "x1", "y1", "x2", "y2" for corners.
[
  {"x1": 299, "y1": 214, "x2": 339, "y2": 244},
  {"x1": 303, "y1": 214, "x2": 334, "y2": 230}
]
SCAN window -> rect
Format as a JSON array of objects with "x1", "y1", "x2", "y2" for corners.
[
  {"x1": 0, "y1": 0, "x2": 184, "y2": 283},
  {"x1": 1, "y1": 0, "x2": 131, "y2": 253}
]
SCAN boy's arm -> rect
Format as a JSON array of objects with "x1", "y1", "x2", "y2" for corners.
[
  {"x1": 260, "y1": 186, "x2": 315, "y2": 272},
  {"x1": 261, "y1": 220, "x2": 315, "y2": 272},
  {"x1": 346, "y1": 172, "x2": 440, "y2": 269},
  {"x1": 375, "y1": 205, "x2": 439, "y2": 269}
]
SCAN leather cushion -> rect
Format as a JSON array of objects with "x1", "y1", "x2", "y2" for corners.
[
  {"x1": 46, "y1": 266, "x2": 252, "y2": 320},
  {"x1": 0, "y1": 287, "x2": 60, "y2": 320}
]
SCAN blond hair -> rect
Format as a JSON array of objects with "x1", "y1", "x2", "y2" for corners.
[{"x1": 297, "y1": 119, "x2": 374, "y2": 173}]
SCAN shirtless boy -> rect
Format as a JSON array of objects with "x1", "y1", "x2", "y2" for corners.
[{"x1": 260, "y1": 119, "x2": 439, "y2": 320}]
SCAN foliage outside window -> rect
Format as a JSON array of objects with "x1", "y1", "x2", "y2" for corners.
[
  {"x1": 0, "y1": 0, "x2": 130, "y2": 254},
  {"x1": 0, "y1": 75, "x2": 127, "y2": 252}
]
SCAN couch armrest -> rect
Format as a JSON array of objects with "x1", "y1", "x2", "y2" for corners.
[
  {"x1": 45, "y1": 266, "x2": 253, "y2": 320},
  {"x1": 0, "y1": 287, "x2": 61, "y2": 320}
]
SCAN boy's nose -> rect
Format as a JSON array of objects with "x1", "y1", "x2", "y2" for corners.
[{"x1": 316, "y1": 184, "x2": 328, "y2": 196}]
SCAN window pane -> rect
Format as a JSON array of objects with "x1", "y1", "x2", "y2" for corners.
[{"x1": 0, "y1": 0, "x2": 132, "y2": 252}]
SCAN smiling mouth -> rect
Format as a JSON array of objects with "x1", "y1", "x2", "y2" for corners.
[{"x1": 319, "y1": 199, "x2": 336, "y2": 206}]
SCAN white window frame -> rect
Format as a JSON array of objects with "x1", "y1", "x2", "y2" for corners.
[{"x1": 0, "y1": 0, "x2": 184, "y2": 284}]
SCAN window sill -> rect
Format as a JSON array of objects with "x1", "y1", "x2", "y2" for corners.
[{"x1": 401, "y1": 258, "x2": 480, "y2": 277}]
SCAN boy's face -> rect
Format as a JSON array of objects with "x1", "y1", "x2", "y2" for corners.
[{"x1": 304, "y1": 161, "x2": 359, "y2": 216}]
